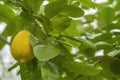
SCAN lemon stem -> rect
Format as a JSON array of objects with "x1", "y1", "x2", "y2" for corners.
[{"x1": 8, "y1": 62, "x2": 19, "y2": 71}]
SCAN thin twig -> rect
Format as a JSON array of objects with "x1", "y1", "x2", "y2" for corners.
[
  {"x1": 8, "y1": 62, "x2": 19, "y2": 71},
  {"x1": 0, "y1": 36, "x2": 10, "y2": 45},
  {"x1": 35, "y1": 19, "x2": 48, "y2": 36},
  {"x1": 56, "y1": 39, "x2": 77, "y2": 48},
  {"x1": 93, "y1": 57, "x2": 120, "y2": 66}
]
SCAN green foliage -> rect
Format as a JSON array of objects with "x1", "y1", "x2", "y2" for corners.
[
  {"x1": 45, "y1": 0, "x2": 68, "y2": 18},
  {"x1": 60, "y1": 5, "x2": 84, "y2": 17},
  {"x1": 98, "y1": 7, "x2": 115, "y2": 25},
  {"x1": 110, "y1": 60, "x2": 120, "y2": 75},
  {"x1": 78, "y1": 0, "x2": 95, "y2": 8},
  {"x1": 0, "y1": 4, "x2": 16, "y2": 22},
  {"x1": 0, "y1": 0, "x2": 120, "y2": 80},
  {"x1": 23, "y1": 0, "x2": 44, "y2": 14},
  {"x1": 33, "y1": 45, "x2": 60, "y2": 61},
  {"x1": 20, "y1": 59, "x2": 42, "y2": 80},
  {"x1": 95, "y1": 41, "x2": 113, "y2": 50},
  {"x1": 41, "y1": 62, "x2": 61, "y2": 80},
  {"x1": 51, "y1": 15, "x2": 71, "y2": 32},
  {"x1": 62, "y1": 60, "x2": 101, "y2": 76}
]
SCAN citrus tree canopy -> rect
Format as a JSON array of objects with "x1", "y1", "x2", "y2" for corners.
[{"x1": 0, "y1": 0, "x2": 120, "y2": 80}]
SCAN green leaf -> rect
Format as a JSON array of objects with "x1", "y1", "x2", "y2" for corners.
[
  {"x1": 60, "y1": 5, "x2": 84, "y2": 17},
  {"x1": 3, "y1": 9, "x2": 37, "y2": 36},
  {"x1": 78, "y1": 0, "x2": 95, "y2": 8},
  {"x1": 3, "y1": 12, "x2": 33, "y2": 36},
  {"x1": 62, "y1": 20, "x2": 81, "y2": 36},
  {"x1": 107, "y1": 0, "x2": 114, "y2": 4},
  {"x1": 29, "y1": 34, "x2": 40, "y2": 47},
  {"x1": 62, "y1": 60, "x2": 101, "y2": 76},
  {"x1": 74, "y1": 37, "x2": 96, "y2": 49},
  {"x1": 23, "y1": 0, "x2": 44, "y2": 14},
  {"x1": 64, "y1": 36, "x2": 96, "y2": 49},
  {"x1": 51, "y1": 15, "x2": 72, "y2": 32},
  {"x1": 88, "y1": 74, "x2": 106, "y2": 80},
  {"x1": 115, "y1": 0, "x2": 120, "y2": 10},
  {"x1": 76, "y1": 25, "x2": 93, "y2": 34},
  {"x1": 2, "y1": 17, "x2": 18, "y2": 36},
  {"x1": 30, "y1": 25, "x2": 45, "y2": 39},
  {"x1": 45, "y1": 0, "x2": 67, "y2": 18},
  {"x1": 72, "y1": 1, "x2": 80, "y2": 7},
  {"x1": 48, "y1": 0, "x2": 59, "y2": 3},
  {"x1": 110, "y1": 60, "x2": 120, "y2": 75},
  {"x1": 108, "y1": 50, "x2": 120, "y2": 57},
  {"x1": 98, "y1": 7, "x2": 115, "y2": 25},
  {"x1": 38, "y1": 15, "x2": 52, "y2": 33},
  {"x1": 90, "y1": 32, "x2": 113, "y2": 43},
  {"x1": 100, "y1": 61, "x2": 114, "y2": 80},
  {"x1": 33, "y1": 45, "x2": 60, "y2": 61},
  {"x1": 20, "y1": 11, "x2": 34, "y2": 26},
  {"x1": 52, "y1": 43, "x2": 73, "y2": 67},
  {"x1": 84, "y1": 14, "x2": 95, "y2": 23},
  {"x1": 95, "y1": 41, "x2": 113, "y2": 50},
  {"x1": 41, "y1": 62, "x2": 61, "y2": 80},
  {"x1": 20, "y1": 59, "x2": 42, "y2": 80},
  {"x1": 0, "y1": 4, "x2": 15, "y2": 22}
]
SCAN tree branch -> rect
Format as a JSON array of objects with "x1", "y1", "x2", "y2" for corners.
[{"x1": 0, "y1": 35, "x2": 10, "y2": 45}]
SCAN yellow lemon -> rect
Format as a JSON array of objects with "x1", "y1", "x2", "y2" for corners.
[{"x1": 11, "y1": 30, "x2": 34, "y2": 63}]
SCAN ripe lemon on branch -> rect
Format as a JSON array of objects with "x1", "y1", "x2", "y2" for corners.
[{"x1": 11, "y1": 30, "x2": 34, "y2": 63}]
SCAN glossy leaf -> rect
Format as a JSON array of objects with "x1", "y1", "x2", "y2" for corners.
[
  {"x1": 33, "y1": 45, "x2": 60, "y2": 61},
  {"x1": 51, "y1": 15, "x2": 71, "y2": 32},
  {"x1": 41, "y1": 62, "x2": 61, "y2": 80},
  {"x1": 45, "y1": 0, "x2": 67, "y2": 18},
  {"x1": 20, "y1": 59, "x2": 42, "y2": 80},
  {"x1": 72, "y1": 36, "x2": 96, "y2": 49},
  {"x1": 1, "y1": 0, "x2": 120, "y2": 79},
  {"x1": 29, "y1": 34, "x2": 40, "y2": 47},
  {"x1": 38, "y1": 15, "x2": 52, "y2": 33},
  {"x1": 62, "y1": 20, "x2": 81, "y2": 36},
  {"x1": 61, "y1": 5, "x2": 84, "y2": 17},
  {"x1": 95, "y1": 41, "x2": 113, "y2": 50},
  {"x1": 62, "y1": 60, "x2": 101, "y2": 76},
  {"x1": 98, "y1": 7, "x2": 115, "y2": 25},
  {"x1": 2, "y1": 17, "x2": 19, "y2": 36},
  {"x1": 0, "y1": 4, "x2": 15, "y2": 22},
  {"x1": 108, "y1": 50, "x2": 120, "y2": 57},
  {"x1": 23, "y1": 0, "x2": 44, "y2": 14},
  {"x1": 78, "y1": 0, "x2": 95, "y2": 8},
  {"x1": 3, "y1": 12, "x2": 33, "y2": 36}
]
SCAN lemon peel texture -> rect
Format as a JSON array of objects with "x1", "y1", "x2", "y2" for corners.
[{"x1": 11, "y1": 30, "x2": 34, "y2": 63}]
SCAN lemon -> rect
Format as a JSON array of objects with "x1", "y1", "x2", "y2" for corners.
[{"x1": 11, "y1": 30, "x2": 34, "y2": 63}]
